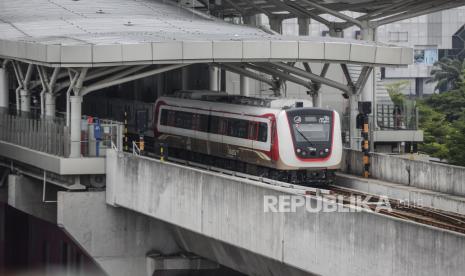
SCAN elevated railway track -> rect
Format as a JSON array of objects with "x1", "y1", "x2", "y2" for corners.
[{"x1": 132, "y1": 145, "x2": 465, "y2": 235}]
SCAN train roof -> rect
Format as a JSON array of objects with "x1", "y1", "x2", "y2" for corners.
[{"x1": 166, "y1": 90, "x2": 313, "y2": 109}]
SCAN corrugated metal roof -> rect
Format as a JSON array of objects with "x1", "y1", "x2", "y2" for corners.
[{"x1": 0, "y1": 0, "x2": 412, "y2": 67}]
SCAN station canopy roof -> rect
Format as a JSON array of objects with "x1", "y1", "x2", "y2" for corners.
[
  {"x1": 0, "y1": 0, "x2": 413, "y2": 67},
  {"x1": 196, "y1": 0, "x2": 465, "y2": 25}
]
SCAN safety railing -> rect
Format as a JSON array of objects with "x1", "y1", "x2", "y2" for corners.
[
  {"x1": 0, "y1": 109, "x2": 124, "y2": 158},
  {"x1": 376, "y1": 104, "x2": 419, "y2": 131},
  {"x1": 132, "y1": 141, "x2": 141, "y2": 156},
  {"x1": 0, "y1": 110, "x2": 69, "y2": 157},
  {"x1": 341, "y1": 104, "x2": 420, "y2": 148},
  {"x1": 79, "y1": 116, "x2": 124, "y2": 157}
]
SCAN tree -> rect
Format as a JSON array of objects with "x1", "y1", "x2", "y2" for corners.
[
  {"x1": 385, "y1": 80, "x2": 409, "y2": 106},
  {"x1": 427, "y1": 58, "x2": 465, "y2": 92},
  {"x1": 447, "y1": 118, "x2": 465, "y2": 165},
  {"x1": 417, "y1": 102, "x2": 452, "y2": 160},
  {"x1": 418, "y1": 72, "x2": 465, "y2": 165},
  {"x1": 424, "y1": 88, "x2": 465, "y2": 121}
]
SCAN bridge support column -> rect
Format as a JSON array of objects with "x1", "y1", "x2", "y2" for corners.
[
  {"x1": 8, "y1": 174, "x2": 57, "y2": 223},
  {"x1": 209, "y1": 65, "x2": 219, "y2": 91},
  {"x1": 240, "y1": 70, "x2": 250, "y2": 96},
  {"x1": 45, "y1": 92, "x2": 55, "y2": 118},
  {"x1": 19, "y1": 89, "x2": 30, "y2": 113},
  {"x1": 70, "y1": 96, "x2": 82, "y2": 158},
  {"x1": 360, "y1": 23, "x2": 377, "y2": 134},
  {"x1": 0, "y1": 67, "x2": 8, "y2": 112},
  {"x1": 349, "y1": 94, "x2": 360, "y2": 150}
]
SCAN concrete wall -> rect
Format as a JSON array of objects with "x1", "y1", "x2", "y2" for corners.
[
  {"x1": 106, "y1": 150, "x2": 465, "y2": 276},
  {"x1": 342, "y1": 149, "x2": 465, "y2": 196}
]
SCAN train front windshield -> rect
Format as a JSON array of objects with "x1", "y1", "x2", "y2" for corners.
[
  {"x1": 292, "y1": 120, "x2": 331, "y2": 142},
  {"x1": 287, "y1": 110, "x2": 333, "y2": 159}
]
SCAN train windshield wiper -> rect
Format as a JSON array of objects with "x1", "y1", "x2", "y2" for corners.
[{"x1": 295, "y1": 126, "x2": 315, "y2": 147}]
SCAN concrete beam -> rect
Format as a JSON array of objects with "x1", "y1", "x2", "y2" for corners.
[
  {"x1": 0, "y1": 140, "x2": 105, "y2": 175},
  {"x1": 57, "y1": 191, "x2": 182, "y2": 276},
  {"x1": 7, "y1": 174, "x2": 57, "y2": 223}
]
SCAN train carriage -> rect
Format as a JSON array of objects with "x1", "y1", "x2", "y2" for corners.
[{"x1": 154, "y1": 91, "x2": 342, "y2": 185}]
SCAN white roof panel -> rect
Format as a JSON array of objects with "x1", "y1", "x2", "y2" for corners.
[{"x1": 0, "y1": 0, "x2": 413, "y2": 67}]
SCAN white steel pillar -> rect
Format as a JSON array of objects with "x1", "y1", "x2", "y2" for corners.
[
  {"x1": 0, "y1": 67, "x2": 8, "y2": 111},
  {"x1": 20, "y1": 89, "x2": 30, "y2": 113},
  {"x1": 70, "y1": 96, "x2": 82, "y2": 158},
  {"x1": 209, "y1": 66, "x2": 219, "y2": 91},
  {"x1": 349, "y1": 94, "x2": 360, "y2": 150},
  {"x1": 240, "y1": 73, "x2": 249, "y2": 96},
  {"x1": 45, "y1": 93, "x2": 55, "y2": 118},
  {"x1": 360, "y1": 23, "x2": 376, "y2": 103}
]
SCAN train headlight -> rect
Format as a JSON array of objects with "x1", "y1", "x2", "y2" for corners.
[
  {"x1": 324, "y1": 148, "x2": 329, "y2": 153},
  {"x1": 296, "y1": 148, "x2": 301, "y2": 153}
]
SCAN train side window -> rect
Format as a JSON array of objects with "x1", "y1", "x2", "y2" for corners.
[
  {"x1": 198, "y1": 114, "x2": 209, "y2": 132},
  {"x1": 219, "y1": 117, "x2": 228, "y2": 135},
  {"x1": 248, "y1": 122, "x2": 257, "y2": 140},
  {"x1": 175, "y1": 111, "x2": 193, "y2": 129},
  {"x1": 227, "y1": 118, "x2": 249, "y2": 139},
  {"x1": 257, "y1": 122, "x2": 268, "y2": 142},
  {"x1": 160, "y1": 109, "x2": 168, "y2": 125},
  {"x1": 209, "y1": 116, "x2": 220, "y2": 134}
]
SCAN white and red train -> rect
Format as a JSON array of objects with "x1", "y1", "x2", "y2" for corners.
[{"x1": 153, "y1": 91, "x2": 342, "y2": 185}]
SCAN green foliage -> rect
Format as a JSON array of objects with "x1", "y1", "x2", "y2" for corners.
[
  {"x1": 447, "y1": 118, "x2": 465, "y2": 166},
  {"x1": 385, "y1": 80, "x2": 409, "y2": 107},
  {"x1": 417, "y1": 102, "x2": 453, "y2": 160},
  {"x1": 427, "y1": 58, "x2": 465, "y2": 92},
  {"x1": 418, "y1": 75, "x2": 465, "y2": 166}
]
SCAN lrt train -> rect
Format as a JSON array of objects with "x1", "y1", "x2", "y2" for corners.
[{"x1": 153, "y1": 91, "x2": 342, "y2": 185}]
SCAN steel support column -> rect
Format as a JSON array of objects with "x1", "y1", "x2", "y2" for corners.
[
  {"x1": 209, "y1": 65, "x2": 219, "y2": 91},
  {"x1": 349, "y1": 94, "x2": 360, "y2": 150},
  {"x1": 0, "y1": 67, "x2": 8, "y2": 111},
  {"x1": 70, "y1": 96, "x2": 82, "y2": 158},
  {"x1": 20, "y1": 89, "x2": 30, "y2": 113},
  {"x1": 45, "y1": 93, "x2": 55, "y2": 118},
  {"x1": 240, "y1": 71, "x2": 250, "y2": 96},
  {"x1": 360, "y1": 22, "x2": 378, "y2": 149}
]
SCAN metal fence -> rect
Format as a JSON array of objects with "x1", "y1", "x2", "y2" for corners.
[
  {"x1": 341, "y1": 104, "x2": 420, "y2": 148},
  {"x1": 376, "y1": 104, "x2": 419, "y2": 130},
  {"x1": 0, "y1": 111, "x2": 69, "y2": 157}
]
